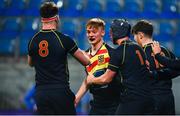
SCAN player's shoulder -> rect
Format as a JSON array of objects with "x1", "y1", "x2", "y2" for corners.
[
  {"x1": 115, "y1": 45, "x2": 124, "y2": 52},
  {"x1": 54, "y1": 31, "x2": 71, "y2": 39},
  {"x1": 31, "y1": 31, "x2": 41, "y2": 39},
  {"x1": 122, "y1": 40, "x2": 138, "y2": 48},
  {"x1": 160, "y1": 45, "x2": 168, "y2": 51},
  {"x1": 104, "y1": 43, "x2": 114, "y2": 51},
  {"x1": 122, "y1": 40, "x2": 139, "y2": 50},
  {"x1": 29, "y1": 31, "x2": 41, "y2": 45},
  {"x1": 143, "y1": 43, "x2": 153, "y2": 51},
  {"x1": 160, "y1": 45, "x2": 171, "y2": 54},
  {"x1": 160, "y1": 45, "x2": 174, "y2": 58}
]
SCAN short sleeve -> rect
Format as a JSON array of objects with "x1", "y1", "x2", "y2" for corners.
[
  {"x1": 108, "y1": 47, "x2": 122, "y2": 72},
  {"x1": 62, "y1": 35, "x2": 78, "y2": 54}
]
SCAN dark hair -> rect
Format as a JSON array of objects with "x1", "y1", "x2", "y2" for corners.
[
  {"x1": 86, "y1": 18, "x2": 105, "y2": 30},
  {"x1": 132, "y1": 20, "x2": 153, "y2": 37},
  {"x1": 40, "y1": 2, "x2": 59, "y2": 18}
]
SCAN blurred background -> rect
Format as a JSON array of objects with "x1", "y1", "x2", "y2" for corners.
[{"x1": 0, "y1": 0, "x2": 180, "y2": 114}]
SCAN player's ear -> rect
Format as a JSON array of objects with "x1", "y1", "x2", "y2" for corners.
[
  {"x1": 138, "y1": 32, "x2": 143, "y2": 39},
  {"x1": 101, "y1": 29, "x2": 105, "y2": 37}
]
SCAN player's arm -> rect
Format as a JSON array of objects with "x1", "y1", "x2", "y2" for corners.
[
  {"x1": 151, "y1": 41, "x2": 180, "y2": 79},
  {"x1": 61, "y1": 35, "x2": 90, "y2": 66},
  {"x1": 154, "y1": 59, "x2": 180, "y2": 80},
  {"x1": 73, "y1": 49, "x2": 90, "y2": 66},
  {"x1": 27, "y1": 55, "x2": 34, "y2": 67},
  {"x1": 155, "y1": 54, "x2": 180, "y2": 70},
  {"x1": 152, "y1": 41, "x2": 180, "y2": 70},
  {"x1": 152, "y1": 69, "x2": 180, "y2": 80},
  {"x1": 75, "y1": 78, "x2": 89, "y2": 107},
  {"x1": 87, "y1": 69, "x2": 116, "y2": 85}
]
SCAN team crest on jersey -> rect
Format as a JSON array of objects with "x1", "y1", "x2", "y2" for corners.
[{"x1": 98, "y1": 55, "x2": 105, "y2": 65}]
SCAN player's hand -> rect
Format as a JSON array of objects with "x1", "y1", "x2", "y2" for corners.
[
  {"x1": 74, "y1": 95, "x2": 80, "y2": 107},
  {"x1": 151, "y1": 41, "x2": 161, "y2": 55},
  {"x1": 86, "y1": 74, "x2": 95, "y2": 85}
]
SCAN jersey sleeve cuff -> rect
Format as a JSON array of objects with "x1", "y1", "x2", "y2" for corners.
[
  {"x1": 69, "y1": 45, "x2": 78, "y2": 54},
  {"x1": 108, "y1": 64, "x2": 119, "y2": 72}
]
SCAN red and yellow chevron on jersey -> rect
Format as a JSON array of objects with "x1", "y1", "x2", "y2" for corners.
[{"x1": 86, "y1": 44, "x2": 110, "y2": 76}]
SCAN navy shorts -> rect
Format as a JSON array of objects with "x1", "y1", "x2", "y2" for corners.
[{"x1": 35, "y1": 87, "x2": 76, "y2": 115}]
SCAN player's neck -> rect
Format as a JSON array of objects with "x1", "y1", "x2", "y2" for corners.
[
  {"x1": 42, "y1": 22, "x2": 57, "y2": 30},
  {"x1": 91, "y1": 40, "x2": 103, "y2": 55},
  {"x1": 142, "y1": 38, "x2": 153, "y2": 47},
  {"x1": 116, "y1": 37, "x2": 129, "y2": 45}
]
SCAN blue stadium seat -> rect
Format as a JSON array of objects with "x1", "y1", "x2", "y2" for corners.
[
  {"x1": 159, "y1": 21, "x2": 176, "y2": 36},
  {"x1": 103, "y1": 0, "x2": 122, "y2": 18},
  {"x1": 0, "y1": 17, "x2": 20, "y2": 54},
  {"x1": 174, "y1": 34, "x2": 180, "y2": 57},
  {"x1": 0, "y1": 0, "x2": 8, "y2": 16},
  {"x1": 176, "y1": 20, "x2": 180, "y2": 35},
  {"x1": 21, "y1": 17, "x2": 39, "y2": 33},
  {"x1": 173, "y1": 21, "x2": 180, "y2": 56},
  {"x1": 53, "y1": 0, "x2": 60, "y2": 3},
  {"x1": 0, "y1": 0, "x2": 6, "y2": 9},
  {"x1": 0, "y1": 18, "x2": 6, "y2": 31},
  {"x1": 77, "y1": 29, "x2": 88, "y2": 50},
  {"x1": 62, "y1": 0, "x2": 84, "y2": 17},
  {"x1": 0, "y1": 32, "x2": 17, "y2": 55},
  {"x1": 4, "y1": 0, "x2": 26, "y2": 16},
  {"x1": 24, "y1": 0, "x2": 42, "y2": 16},
  {"x1": 20, "y1": 17, "x2": 39, "y2": 55},
  {"x1": 161, "y1": 0, "x2": 179, "y2": 18},
  {"x1": 61, "y1": 19, "x2": 80, "y2": 39},
  {"x1": 19, "y1": 32, "x2": 35, "y2": 55},
  {"x1": 58, "y1": 0, "x2": 66, "y2": 16},
  {"x1": 121, "y1": 0, "x2": 141, "y2": 18},
  {"x1": 104, "y1": 21, "x2": 111, "y2": 42},
  {"x1": 3, "y1": 18, "x2": 22, "y2": 34},
  {"x1": 156, "y1": 21, "x2": 176, "y2": 46},
  {"x1": 75, "y1": 21, "x2": 89, "y2": 50},
  {"x1": 83, "y1": 0, "x2": 103, "y2": 17},
  {"x1": 141, "y1": 0, "x2": 161, "y2": 19}
]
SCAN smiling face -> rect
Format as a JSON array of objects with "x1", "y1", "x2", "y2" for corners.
[
  {"x1": 85, "y1": 18, "x2": 105, "y2": 46},
  {"x1": 86, "y1": 25, "x2": 105, "y2": 45}
]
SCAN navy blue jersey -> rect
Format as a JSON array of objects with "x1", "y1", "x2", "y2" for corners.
[
  {"x1": 143, "y1": 43, "x2": 176, "y2": 94},
  {"x1": 28, "y1": 30, "x2": 78, "y2": 88},
  {"x1": 86, "y1": 43, "x2": 122, "y2": 101},
  {"x1": 108, "y1": 40, "x2": 152, "y2": 99}
]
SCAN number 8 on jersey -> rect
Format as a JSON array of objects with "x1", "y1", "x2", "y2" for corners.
[{"x1": 39, "y1": 40, "x2": 49, "y2": 57}]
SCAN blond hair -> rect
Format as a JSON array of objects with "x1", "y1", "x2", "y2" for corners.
[{"x1": 86, "y1": 18, "x2": 105, "y2": 30}]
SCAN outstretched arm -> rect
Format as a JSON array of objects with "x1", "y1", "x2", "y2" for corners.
[
  {"x1": 151, "y1": 41, "x2": 180, "y2": 70},
  {"x1": 73, "y1": 49, "x2": 90, "y2": 66},
  {"x1": 75, "y1": 78, "x2": 89, "y2": 107}
]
